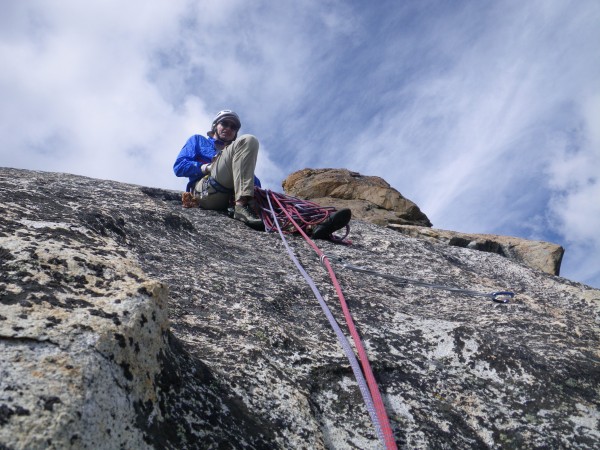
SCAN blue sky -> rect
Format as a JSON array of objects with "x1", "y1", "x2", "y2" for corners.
[{"x1": 1, "y1": 0, "x2": 599, "y2": 289}]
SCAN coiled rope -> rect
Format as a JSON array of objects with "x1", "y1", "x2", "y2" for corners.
[
  {"x1": 254, "y1": 188, "x2": 350, "y2": 243},
  {"x1": 264, "y1": 190, "x2": 397, "y2": 449}
]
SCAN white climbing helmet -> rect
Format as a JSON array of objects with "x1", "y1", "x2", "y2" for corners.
[{"x1": 211, "y1": 110, "x2": 241, "y2": 132}]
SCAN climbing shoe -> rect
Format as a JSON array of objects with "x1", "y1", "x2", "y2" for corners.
[
  {"x1": 233, "y1": 203, "x2": 264, "y2": 230},
  {"x1": 312, "y1": 208, "x2": 351, "y2": 240}
]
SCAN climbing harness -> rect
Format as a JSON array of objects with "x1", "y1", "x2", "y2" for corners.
[
  {"x1": 206, "y1": 176, "x2": 234, "y2": 195},
  {"x1": 265, "y1": 190, "x2": 398, "y2": 450},
  {"x1": 329, "y1": 257, "x2": 515, "y2": 303}
]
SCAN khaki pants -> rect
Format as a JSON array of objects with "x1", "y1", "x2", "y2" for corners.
[{"x1": 193, "y1": 134, "x2": 259, "y2": 210}]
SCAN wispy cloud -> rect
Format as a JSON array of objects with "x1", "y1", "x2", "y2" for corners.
[{"x1": 1, "y1": 0, "x2": 598, "y2": 287}]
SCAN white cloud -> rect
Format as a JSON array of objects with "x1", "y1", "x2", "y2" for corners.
[{"x1": 0, "y1": 0, "x2": 196, "y2": 188}]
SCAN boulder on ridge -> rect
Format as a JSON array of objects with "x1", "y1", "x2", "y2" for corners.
[{"x1": 282, "y1": 168, "x2": 433, "y2": 227}]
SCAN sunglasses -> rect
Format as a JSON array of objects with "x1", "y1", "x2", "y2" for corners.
[{"x1": 219, "y1": 120, "x2": 239, "y2": 130}]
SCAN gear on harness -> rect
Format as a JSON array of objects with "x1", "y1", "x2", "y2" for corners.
[
  {"x1": 181, "y1": 191, "x2": 200, "y2": 208},
  {"x1": 328, "y1": 256, "x2": 515, "y2": 303}
]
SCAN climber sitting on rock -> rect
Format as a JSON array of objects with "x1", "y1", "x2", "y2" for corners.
[
  {"x1": 173, "y1": 109, "x2": 351, "y2": 239},
  {"x1": 173, "y1": 109, "x2": 263, "y2": 229}
]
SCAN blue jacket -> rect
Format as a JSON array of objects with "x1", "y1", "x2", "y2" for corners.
[{"x1": 173, "y1": 134, "x2": 261, "y2": 192}]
